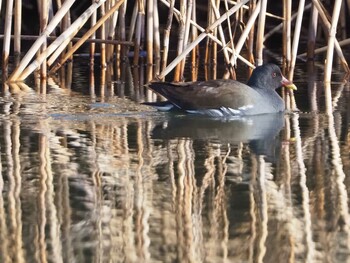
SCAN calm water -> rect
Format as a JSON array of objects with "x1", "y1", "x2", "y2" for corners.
[{"x1": 1, "y1": 59, "x2": 350, "y2": 263}]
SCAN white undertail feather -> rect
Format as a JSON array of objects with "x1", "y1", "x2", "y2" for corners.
[{"x1": 186, "y1": 105, "x2": 254, "y2": 117}]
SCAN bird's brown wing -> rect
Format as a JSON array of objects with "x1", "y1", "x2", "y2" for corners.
[{"x1": 147, "y1": 80, "x2": 256, "y2": 110}]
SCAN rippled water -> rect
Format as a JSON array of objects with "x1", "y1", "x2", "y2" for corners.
[{"x1": 1, "y1": 59, "x2": 350, "y2": 263}]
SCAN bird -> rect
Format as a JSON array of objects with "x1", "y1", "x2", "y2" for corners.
[{"x1": 144, "y1": 63, "x2": 297, "y2": 117}]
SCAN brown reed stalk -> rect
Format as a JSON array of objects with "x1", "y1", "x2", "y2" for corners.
[
  {"x1": 255, "y1": 0, "x2": 267, "y2": 66},
  {"x1": 247, "y1": 0, "x2": 257, "y2": 65},
  {"x1": 204, "y1": 1, "x2": 213, "y2": 72},
  {"x1": 211, "y1": 0, "x2": 219, "y2": 79},
  {"x1": 288, "y1": 0, "x2": 305, "y2": 81},
  {"x1": 61, "y1": 1, "x2": 73, "y2": 61},
  {"x1": 180, "y1": 0, "x2": 193, "y2": 78},
  {"x1": 49, "y1": 0, "x2": 125, "y2": 74},
  {"x1": 40, "y1": 0, "x2": 49, "y2": 93},
  {"x1": 160, "y1": 0, "x2": 175, "y2": 79},
  {"x1": 324, "y1": 0, "x2": 343, "y2": 84},
  {"x1": 146, "y1": 0, "x2": 154, "y2": 67},
  {"x1": 106, "y1": 0, "x2": 119, "y2": 64},
  {"x1": 307, "y1": 4, "x2": 318, "y2": 61},
  {"x1": 128, "y1": 2, "x2": 138, "y2": 44},
  {"x1": 8, "y1": 0, "x2": 76, "y2": 81},
  {"x1": 312, "y1": 0, "x2": 349, "y2": 72},
  {"x1": 14, "y1": 0, "x2": 22, "y2": 65},
  {"x1": 100, "y1": 2, "x2": 107, "y2": 68},
  {"x1": 153, "y1": 0, "x2": 161, "y2": 74},
  {"x1": 2, "y1": 0, "x2": 14, "y2": 80},
  {"x1": 300, "y1": 38, "x2": 350, "y2": 59},
  {"x1": 118, "y1": 1, "x2": 127, "y2": 61},
  {"x1": 90, "y1": 1, "x2": 97, "y2": 66},
  {"x1": 133, "y1": 0, "x2": 145, "y2": 66},
  {"x1": 173, "y1": 0, "x2": 187, "y2": 82},
  {"x1": 222, "y1": 0, "x2": 235, "y2": 78},
  {"x1": 264, "y1": 4, "x2": 311, "y2": 41},
  {"x1": 210, "y1": 0, "x2": 230, "y2": 66},
  {"x1": 191, "y1": 0, "x2": 198, "y2": 81},
  {"x1": 283, "y1": 0, "x2": 292, "y2": 70},
  {"x1": 229, "y1": 0, "x2": 260, "y2": 66}
]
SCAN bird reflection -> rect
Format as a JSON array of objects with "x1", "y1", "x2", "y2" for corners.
[{"x1": 150, "y1": 113, "x2": 284, "y2": 161}]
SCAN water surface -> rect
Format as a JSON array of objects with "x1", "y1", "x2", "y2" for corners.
[{"x1": 1, "y1": 60, "x2": 350, "y2": 263}]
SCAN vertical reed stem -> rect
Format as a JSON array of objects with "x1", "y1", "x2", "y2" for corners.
[
  {"x1": 2, "y1": 0, "x2": 14, "y2": 80},
  {"x1": 191, "y1": 0, "x2": 198, "y2": 80},
  {"x1": 180, "y1": 0, "x2": 193, "y2": 78},
  {"x1": 153, "y1": 0, "x2": 161, "y2": 74},
  {"x1": 256, "y1": 0, "x2": 267, "y2": 66},
  {"x1": 248, "y1": 0, "x2": 257, "y2": 65},
  {"x1": 134, "y1": 0, "x2": 145, "y2": 66},
  {"x1": 106, "y1": 0, "x2": 118, "y2": 64},
  {"x1": 128, "y1": 1, "x2": 138, "y2": 43},
  {"x1": 283, "y1": 0, "x2": 291, "y2": 69},
  {"x1": 174, "y1": 0, "x2": 187, "y2": 81},
  {"x1": 14, "y1": 0, "x2": 22, "y2": 65},
  {"x1": 146, "y1": 0, "x2": 154, "y2": 66},
  {"x1": 204, "y1": 1, "x2": 213, "y2": 73},
  {"x1": 40, "y1": 0, "x2": 49, "y2": 93},
  {"x1": 230, "y1": 1, "x2": 260, "y2": 66},
  {"x1": 90, "y1": 0, "x2": 97, "y2": 66},
  {"x1": 324, "y1": 0, "x2": 342, "y2": 83},
  {"x1": 210, "y1": 0, "x2": 230, "y2": 66},
  {"x1": 307, "y1": 4, "x2": 318, "y2": 61},
  {"x1": 289, "y1": 0, "x2": 305, "y2": 80},
  {"x1": 119, "y1": 0, "x2": 127, "y2": 61},
  {"x1": 161, "y1": 0, "x2": 175, "y2": 79},
  {"x1": 100, "y1": 2, "x2": 107, "y2": 68},
  {"x1": 311, "y1": 0, "x2": 349, "y2": 72}
]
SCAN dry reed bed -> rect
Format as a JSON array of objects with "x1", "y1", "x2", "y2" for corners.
[{"x1": 0, "y1": 0, "x2": 349, "y2": 112}]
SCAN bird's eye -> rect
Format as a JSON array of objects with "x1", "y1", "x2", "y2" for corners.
[{"x1": 272, "y1": 72, "x2": 277, "y2": 78}]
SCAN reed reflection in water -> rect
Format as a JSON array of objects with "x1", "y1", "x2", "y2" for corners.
[{"x1": 0, "y1": 61, "x2": 350, "y2": 262}]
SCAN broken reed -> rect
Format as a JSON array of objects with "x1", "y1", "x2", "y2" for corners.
[{"x1": 1, "y1": 0, "x2": 350, "y2": 113}]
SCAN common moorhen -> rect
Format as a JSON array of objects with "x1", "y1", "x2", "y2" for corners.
[{"x1": 144, "y1": 63, "x2": 297, "y2": 116}]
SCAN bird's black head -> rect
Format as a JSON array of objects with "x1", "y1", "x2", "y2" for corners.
[{"x1": 247, "y1": 63, "x2": 296, "y2": 91}]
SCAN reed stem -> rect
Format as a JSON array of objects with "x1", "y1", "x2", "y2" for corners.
[
  {"x1": 90, "y1": 0, "x2": 97, "y2": 65},
  {"x1": 324, "y1": 0, "x2": 344, "y2": 83},
  {"x1": 133, "y1": 0, "x2": 144, "y2": 66},
  {"x1": 256, "y1": 0, "x2": 267, "y2": 66},
  {"x1": 289, "y1": 0, "x2": 305, "y2": 80},
  {"x1": 14, "y1": 0, "x2": 22, "y2": 65},
  {"x1": 153, "y1": 0, "x2": 161, "y2": 74},
  {"x1": 306, "y1": 4, "x2": 318, "y2": 61},
  {"x1": 160, "y1": 0, "x2": 175, "y2": 78},
  {"x1": 100, "y1": 2, "x2": 107, "y2": 68},
  {"x1": 230, "y1": 1, "x2": 260, "y2": 66},
  {"x1": 2, "y1": 0, "x2": 14, "y2": 80},
  {"x1": 173, "y1": 0, "x2": 187, "y2": 81},
  {"x1": 146, "y1": 0, "x2": 154, "y2": 66},
  {"x1": 312, "y1": 0, "x2": 349, "y2": 72},
  {"x1": 283, "y1": 0, "x2": 292, "y2": 69}
]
